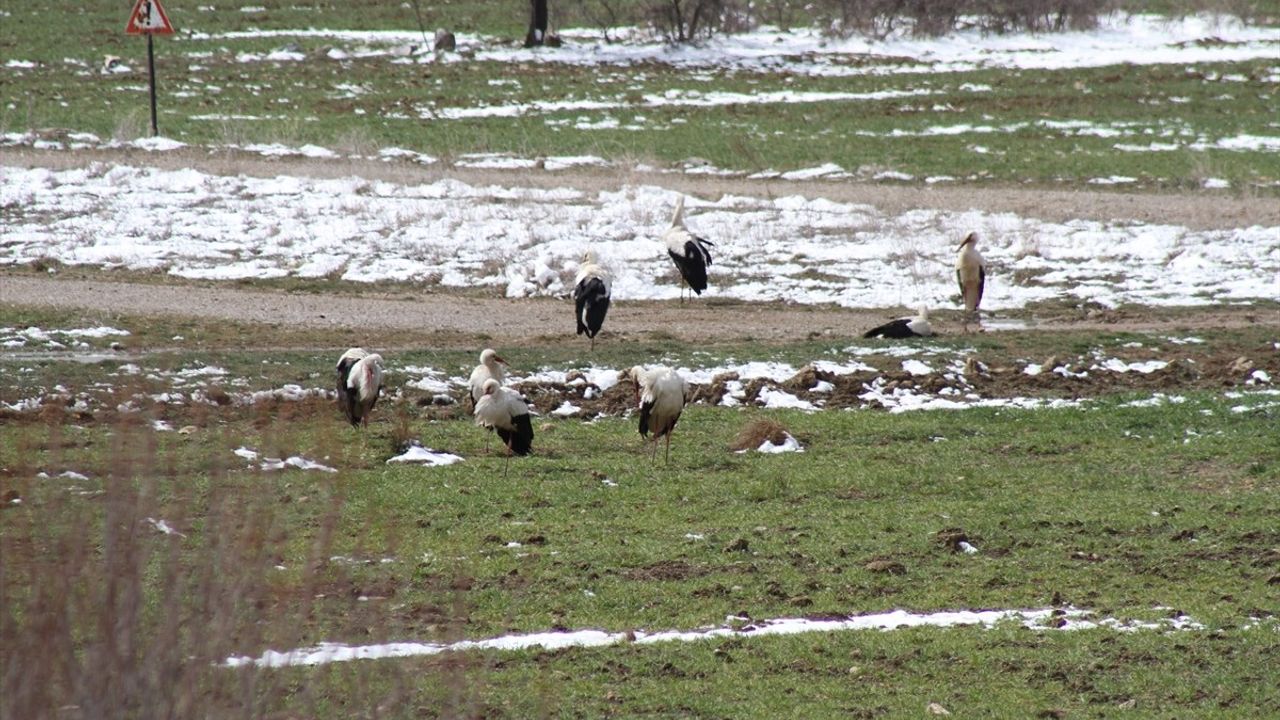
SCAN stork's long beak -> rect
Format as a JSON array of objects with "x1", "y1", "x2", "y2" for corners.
[
  {"x1": 495, "y1": 355, "x2": 508, "y2": 366},
  {"x1": 956, "y1": 233, "x2": 975, "y2": 250}
]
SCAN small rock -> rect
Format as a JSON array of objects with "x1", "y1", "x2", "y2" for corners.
[
  {"x1": 1229, "y1": 356, "x2": 1254, "y2": 375},
  {"x1": 864, "y1": 559, "x2": 906, "y2": 575},
  {"x1": 927, "y1": 702, "x2": 951, "y2": 715},
  {"x1": 723, "y1": 537, "x2": 750, "y2": 553},
  {"x1": 177, "y1": 425, "x2": 198, "y2": 435}
]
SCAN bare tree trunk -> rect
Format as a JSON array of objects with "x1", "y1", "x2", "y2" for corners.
[{"x1": 524, "y1": 0, "x2": 549, "y2": 46}]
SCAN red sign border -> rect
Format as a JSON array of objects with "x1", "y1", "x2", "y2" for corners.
[{"x1": 126, "y1": 0, "x2": 175, "y2": 35}]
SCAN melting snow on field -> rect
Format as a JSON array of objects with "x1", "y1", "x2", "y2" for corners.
[
  {"x1": 234, "y1": 446, "x2": 337, "y2": 473},
  {"x1": 386, "y1": 444, "x2": 464, "y2": 466},
  {"x1": 756, "y1": 433, "x2": 804, "y2": 453},
  {"x1": 190, "y1": 15, "x2": 1280, "y2": 80},
  {"x1": 224, "y1": 606, "x2": 1206, "y2": 668},
  {"x1": 4, "y1": 165, "x2": 1273, "y2": 310}
]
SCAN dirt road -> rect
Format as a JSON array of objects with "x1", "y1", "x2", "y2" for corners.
[{"x1": 5, "y1": 274, "x2": 1275, "y2": 348}]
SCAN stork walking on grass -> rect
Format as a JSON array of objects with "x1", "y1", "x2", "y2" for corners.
[
  {"x1": 468, "y1": 348, "x2": 508, "y2": 412},
  {"x1": 863, "y1": 307, "x2": 934, "y2": 339},
  {"x1": 662, "y1": 196, "x2": 714, "y2": 302},
  {"x1": 956, "y1": 232, "x2": 986, "y2": 332},
  {"x1": 627, "y1": 365, "x2": 688, "y2": 465},
  {"x1": 573, "y1": 251, "x2": 612, "y2": 350},
  {"x1": 473, "y1": 378, "x2": 533, "y2": 475},
  {"x1": 336, "y1": 348, "x2": 384, "y2": 427}
]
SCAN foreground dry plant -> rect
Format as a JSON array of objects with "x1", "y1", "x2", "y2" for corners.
[{"x1": 0, "y1": 397, "x2": 424, "y2": 718}]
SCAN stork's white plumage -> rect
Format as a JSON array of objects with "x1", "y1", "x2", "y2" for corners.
[
  {"x1": 627, "y1": 365, "x2": 688, "y2": 464},
  {"x1": 339, "y1": 351, "x2": 383, "y2": 427},
  {"x1": 956, "y1": 232, "x2": 986, "y2": 331},
  {"x1": 863, "y1": 307, "x2": 934, "y2": 339},
  {"x1": 474, "y1": 379, "x2": 534, "y2": 473},
  {"x1": 662, "y1": 196, "x2": 714, "y2": 302},
  {"x1": 468, "y1": 348, "x2": 508, "y2": 411},
  {"x1": 573, "y1": 251, "x2": 612, "y2": 350}
]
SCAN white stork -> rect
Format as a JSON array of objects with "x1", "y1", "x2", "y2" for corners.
[
  {"x1": 474, "y1": 378, "x2": 534, "y2": 474},
  {"x1": 863, "y1": 307, "x2": 934, "y2": 339},
  {"x1": 468, "y1": 348, "x2": 508, "y2": 412},
  {"x1": 336, "y1": 350, "x2": 384, "y2": 427},
  {"x1": 626, "y1": 365, "x2": 688, "y2": 464},
  {"x1": 662, "y1": 196, "x2": 714, "y2": 302},
  {"x1": 956, "y1": 232, "x2": 986, "y2": 331},
  {"x1": 572, "y1": 250, "x2": 612, "y2": 350}
]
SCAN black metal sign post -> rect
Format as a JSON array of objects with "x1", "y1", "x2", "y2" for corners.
[
  {"x1": 125, "y1": 0, "x2": 175, "y2": 137},
  {"x1": 146, "y1": 30, "x2": 158, "y2": 136}
]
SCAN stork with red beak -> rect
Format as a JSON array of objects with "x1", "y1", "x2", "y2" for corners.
[{"x1": 468, "y1": 348, "x2": 508, "y2": 412}]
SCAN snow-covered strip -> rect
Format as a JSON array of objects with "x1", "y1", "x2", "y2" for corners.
[
  {"x1": 386, "y1": 445, "x2": 464, "y2": 466},
  {"x1": 423, "y1": 88, "x2": 939, "y2": 120},
  {"x1": 859, "y1": 377, "x2": 1083, "y2": 413},
  {"x1": 223, "y1": 606, "x2": 1204, "y2": 668},
  {"x1": 8, "y1": 165, "x2": 1272, "y2": 309},
  {"x1": 261, "y1": 456, "x2": 337, "y2": 473},
  {"x1": 1, "y1": 325, "x2": 130, "y2": 349},
  {"x1": 189, "y1": 15, "x2": 1280, "y2": 79},
  {"x1": 234, "y1": 446, "x2": 337, "y2": 473},
  {"x1": 1094, "y1": 358, "x2": 1169, "y2": 374}
]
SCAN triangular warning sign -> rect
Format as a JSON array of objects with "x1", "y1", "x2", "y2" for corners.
[{"x1": 126, "y1": 0, "x2": 175, "y2": 35}]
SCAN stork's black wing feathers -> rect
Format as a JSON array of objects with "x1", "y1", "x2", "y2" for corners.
[
  {"x1": 497, "y1": 413, "x2": 534, "y2": 456},
  {"x1": 669, "y1": 244, "x2": 709, "y2": 294},
  {"x1": 574, "y1": 276, "x2": 610, "y2": 338},
  {"x1": 976, "y1": 266, "x2": 986, "y2": 310},
  {"x1": 638, "y1": 399, "x2": 654, "y2": 438},
  {"x1": 863, "y1": 318, "x2": 918, "y2": 339},
  {"x1": 336, "y1": 359, "x2": 362, "y2": 425}
]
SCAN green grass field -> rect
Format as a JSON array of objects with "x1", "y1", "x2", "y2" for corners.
[
  {"x1": 4, "y1": 1, "x2": 1279, "y2": 191},
  {"x1": 3, "y1": 302, "x2": 1280, "y2": 717},
  {"x1": 4, "y1": 1, "x2": 1280, "y2": 716}
]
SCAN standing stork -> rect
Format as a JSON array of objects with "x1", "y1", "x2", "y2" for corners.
[
  {"x1": 626, "y1": 365, "x2": 688, "y2": 465},
  {"x1": 473, "y1": 378, "x2": 534, "y2": 475},
  {"x1": 662, "y1": 196, "x2": 714, "y2": 302},
  {"x1": 956, "y1": 232, "x2": 986, "y2": 332},
  {"x1": 468, "y1": 348, "x2": 508, "y2": 412},
  {"x1": 863, "y1": 307, "x2": 934, "y2": 339},
  {"x1": 572, "y1": 250, "x2": 612, "y2": 350},
  {"x1": 337, "y1": 351, "x2": 384, "y2": 427}
]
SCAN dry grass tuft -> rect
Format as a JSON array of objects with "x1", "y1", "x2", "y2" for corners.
[{"x1": 730, "y1": 417, "x2": 791, "y2": 452}]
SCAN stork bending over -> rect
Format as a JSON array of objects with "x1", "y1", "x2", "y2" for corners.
[
  {"x1": 573, "y1": 251, "x2": 612, "y2": 350},
  {"x1": 336, "y1": 348, "x2": 383, "y2": 427},
  {"x1": 662, "y1": 196, "x2": 714, "y2": 302},
  {"x1": 956, "y1": 232, "x2": 986, "y2": 332},
  {"x1": 863, "y1": 307, "x2": 933, "y2": 339},
  {"x1": 627, "y1": 365, "x2": 688, "y2": 465}
]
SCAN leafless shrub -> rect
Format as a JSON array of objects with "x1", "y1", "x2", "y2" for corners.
[
  {"x1": 648, "y1": 0, "x2": 727, "y2": 42},
  {"x1": 0, "y1": 389, "x2": 442, "y2": 718},
  {"x1": 813, "y1": 0, "x2": 1112, "y2": 38}
]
